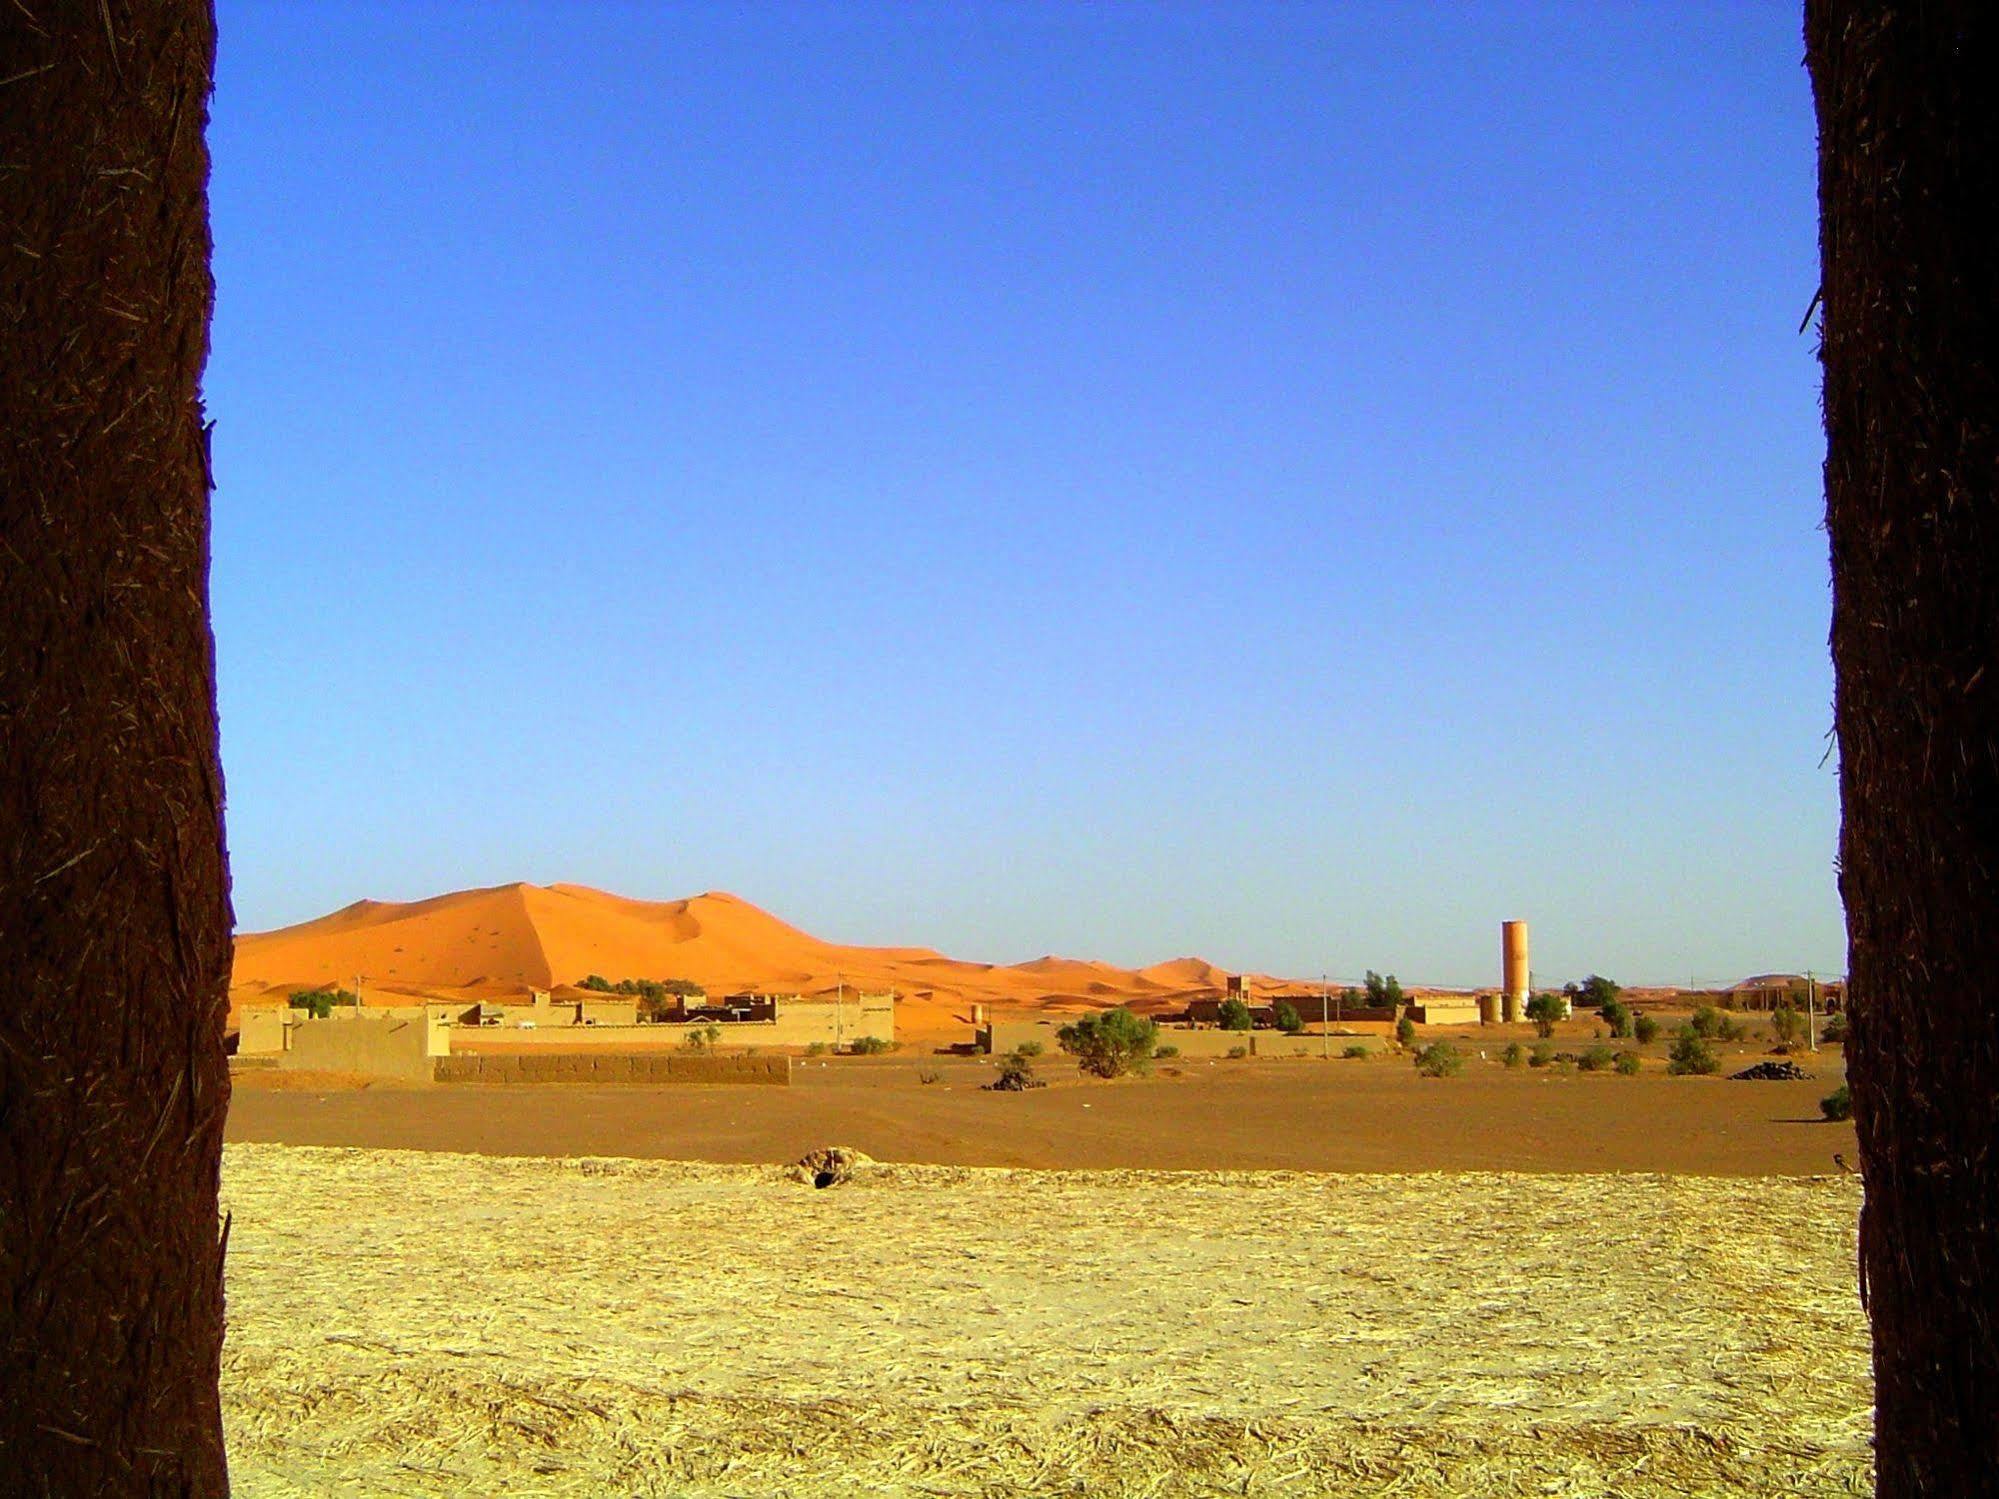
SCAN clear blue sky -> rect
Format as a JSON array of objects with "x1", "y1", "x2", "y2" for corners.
[{"x1": 206, "y1": 2, "x2": 1838, "y2": 988}]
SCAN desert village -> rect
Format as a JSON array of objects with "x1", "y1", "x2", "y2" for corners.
[{"x1": 230, "y1": 893, "x2": 1843, "y2": 1087}]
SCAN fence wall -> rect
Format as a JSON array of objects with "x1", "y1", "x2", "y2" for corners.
[
  {"x1": 283, "y1": 1015, "x2": 446, "y2": 1079},
  {"x1": 432, "y1": 1054, "x2": 791, "y2": 1086}
]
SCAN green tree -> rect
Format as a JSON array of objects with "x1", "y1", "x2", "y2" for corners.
[
  {"x1": 1394, "y1": 1014, "x2": 1416, "y2": 1048},
  {"x1": 579, "y1": 974, "x2": 614, "y2": 992},
  {"x1": 1272, "y1": 1000, "x2": 1304, "y2": 1034},
  {"x1": 1365, "y1": 971, "x2": 1405, "y2": 1009},
  {"x1": 1525, "y1": 992, "x2": 1564, "y2": 1039},
  {"x1": 289, "y1": 990, "x2": 331, "y2": 1020},
  {"x1": 287, "y1": 987, "x2": 358, "y2": 1019},
  {"x1": 1057, "y1": 1007, "x2": 1159, "y2": 1078},
  {"x1": 1770, "y1": 1003, "x2": 1807, "y2": 1050},
  {"x1": 1217, "y1": 997, "x2": 1253, "y2": 1031},
  {"x1": 1572, "y1": 974, "x2": 1623, "y2": 1011},
  {"x1": 1598, "y1": 997, "x2": 1633, "y2": 1038},
  {"x1": 1634, "y1": 1013, "x2": 1661, "y2": 1046}
]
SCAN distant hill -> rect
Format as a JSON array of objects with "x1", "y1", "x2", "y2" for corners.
[{"x1": 229, "y1": 883, "x2": 1296, "y2": 1023}]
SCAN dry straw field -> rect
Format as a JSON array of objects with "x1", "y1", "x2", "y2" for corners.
[{"x1": 220, "y1": 1144, "x2": 1871, "y2": 1496}]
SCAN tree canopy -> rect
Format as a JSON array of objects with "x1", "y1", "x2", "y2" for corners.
[
  {"x1": 1057, "y1": 1007, "x2": 1158, "y2": 1078},
  {"x1": 1364, "y1": 971, "x2": 1405, "y2": 1008}
]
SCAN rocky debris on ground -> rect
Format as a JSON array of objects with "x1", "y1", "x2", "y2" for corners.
[
  {"x1": 1731, "y1": 1060, "x2": 1813, "y2": 1081},
  {"x1": 790, "y1": 1145, "x2": 875, "y2": 1187}
]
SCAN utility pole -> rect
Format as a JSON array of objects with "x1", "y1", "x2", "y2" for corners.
[
  {"x1": 1321, "y1": 973, "x2": 1329, "y2": 1060},
  {"x1": 836, "y1": 972, "x2": 845, "y2": 1053}
]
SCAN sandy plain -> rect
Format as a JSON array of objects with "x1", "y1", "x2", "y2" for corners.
[
  {"x1": 220, "y1": 1143, "x2": 1870, "y2": 1497},
  {"x1": 228, "y1": 1047, "x2": 1858, "y2": 1176}
]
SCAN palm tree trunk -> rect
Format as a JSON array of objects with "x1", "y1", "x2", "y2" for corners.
[
  {"x1": 1807, "y1": 4, "x2": 1999, "y2": 1493},
  {"x1": 0, "y1": 2, "x2": 232, "y2": 1492}
]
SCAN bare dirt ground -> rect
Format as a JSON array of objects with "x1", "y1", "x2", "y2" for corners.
[
  {"x1": 228, "y1": 1048, "x2": 1857, "y2": 1176},
  {"x1": 219, "y1": 1143, "x2": 1870, "y2": 1497}
]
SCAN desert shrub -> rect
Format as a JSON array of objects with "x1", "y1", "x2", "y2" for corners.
[
  {"x1": 1394, "y1": 1015, "x2": 1416, "y2": 1048},
  {"x1": 988, "y1": 1049, "x2": 1045, "y2": 1092},
  {"x1": 1668, "y1": 1027, "x2": 1720, "y2": 1075},
  {"x1": 804, "y1": 1041, "x2": 828, "y2": 1057},
  {"x1": 1226, "y1": 1045, "x2": 1249, "y2": 1059},
  {"x1": 1272, "y1": 1000, "x2": 1304, "y2": 1034},
  {"x1": 1057, "y1": 1007, "x2": 1158, "y2": 1079},
  {"x1": 848, "y1": 1035, "x2": 895, "y2": 1055},
  {"x1": 917, "y1": 1068, "x2": 942, "y2": 1085},
  {"x1": 1821, "y1": 1083, "x2": 1853, "y2": 1121},
  {"x1": 1822, "y1": 1012, "x2": 1849, "y2": 1043},
  {"x1": 1614, "y1": 1050, "x2": 1642, "y2": 1076},
  {"x1": 1718, "y1": 1014, "x2": 1749, "y2": 1043},
  {"x1": 1016, "y1": 1040, "x2": 1044, "y2": 1058},
  {"x1": 1525, "y1": 992, "x2": 1563, "y2": 1039},
  {"x1": 1634, "y1": 1013, "x2": 1661, "y2": 1045},
  {"x1": 681, "y1": 1024, "x2": 723, "y2": 1054},
  {"x1": 1413, "y1": 1042, "x2": 1463, "y2": 1078},
  {"x1": 1528, "y1": 1042, "x2": 1555, "y2": 1068},
  {"x1": 1501, "y1": 1042, "x2": 1525, "y2": 1069},
  {"x1": 1578, "y1": 1044, "x2": 1616, "y2": 1073},
  {"x1": 1690, "y1": 1005, "x2": 1724, "y2": 1039},
  {"x1": 1342, "y1": 1044, "x2": 1370, "y2": 1060},
  {"x1": 1217, "y1": 997, "x2": 1254, "y2": 1032},
  {"x1": 1599, "y1": 998, "x2": 1633, "y2": 1038},
  {"x1": 1769, "y1": 1003, "x2": 1806, "y2": 1049},
  {"x1": 1154, "y1": 1043, "x2": 1180, "y2": 1059},
  {"x1": 578, "y1": 974, "x2": 614, "y2": 992}
]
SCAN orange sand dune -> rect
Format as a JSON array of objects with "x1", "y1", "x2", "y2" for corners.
[{"x1": 230, "y1": 883, "x2": 1309, "y2": 1038}]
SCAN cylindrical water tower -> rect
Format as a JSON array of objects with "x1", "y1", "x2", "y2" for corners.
[{"x1": 1501, "y1": 920, "x2": 1530, "y2": 1023}]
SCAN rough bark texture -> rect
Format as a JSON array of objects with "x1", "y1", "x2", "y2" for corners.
[
  {"x1": 0, "y1": 2, "x2": 232, "y2": 1493},
  {"x1": 1807, "y1": 3, "x2": 1999, "y2": 1494}
]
